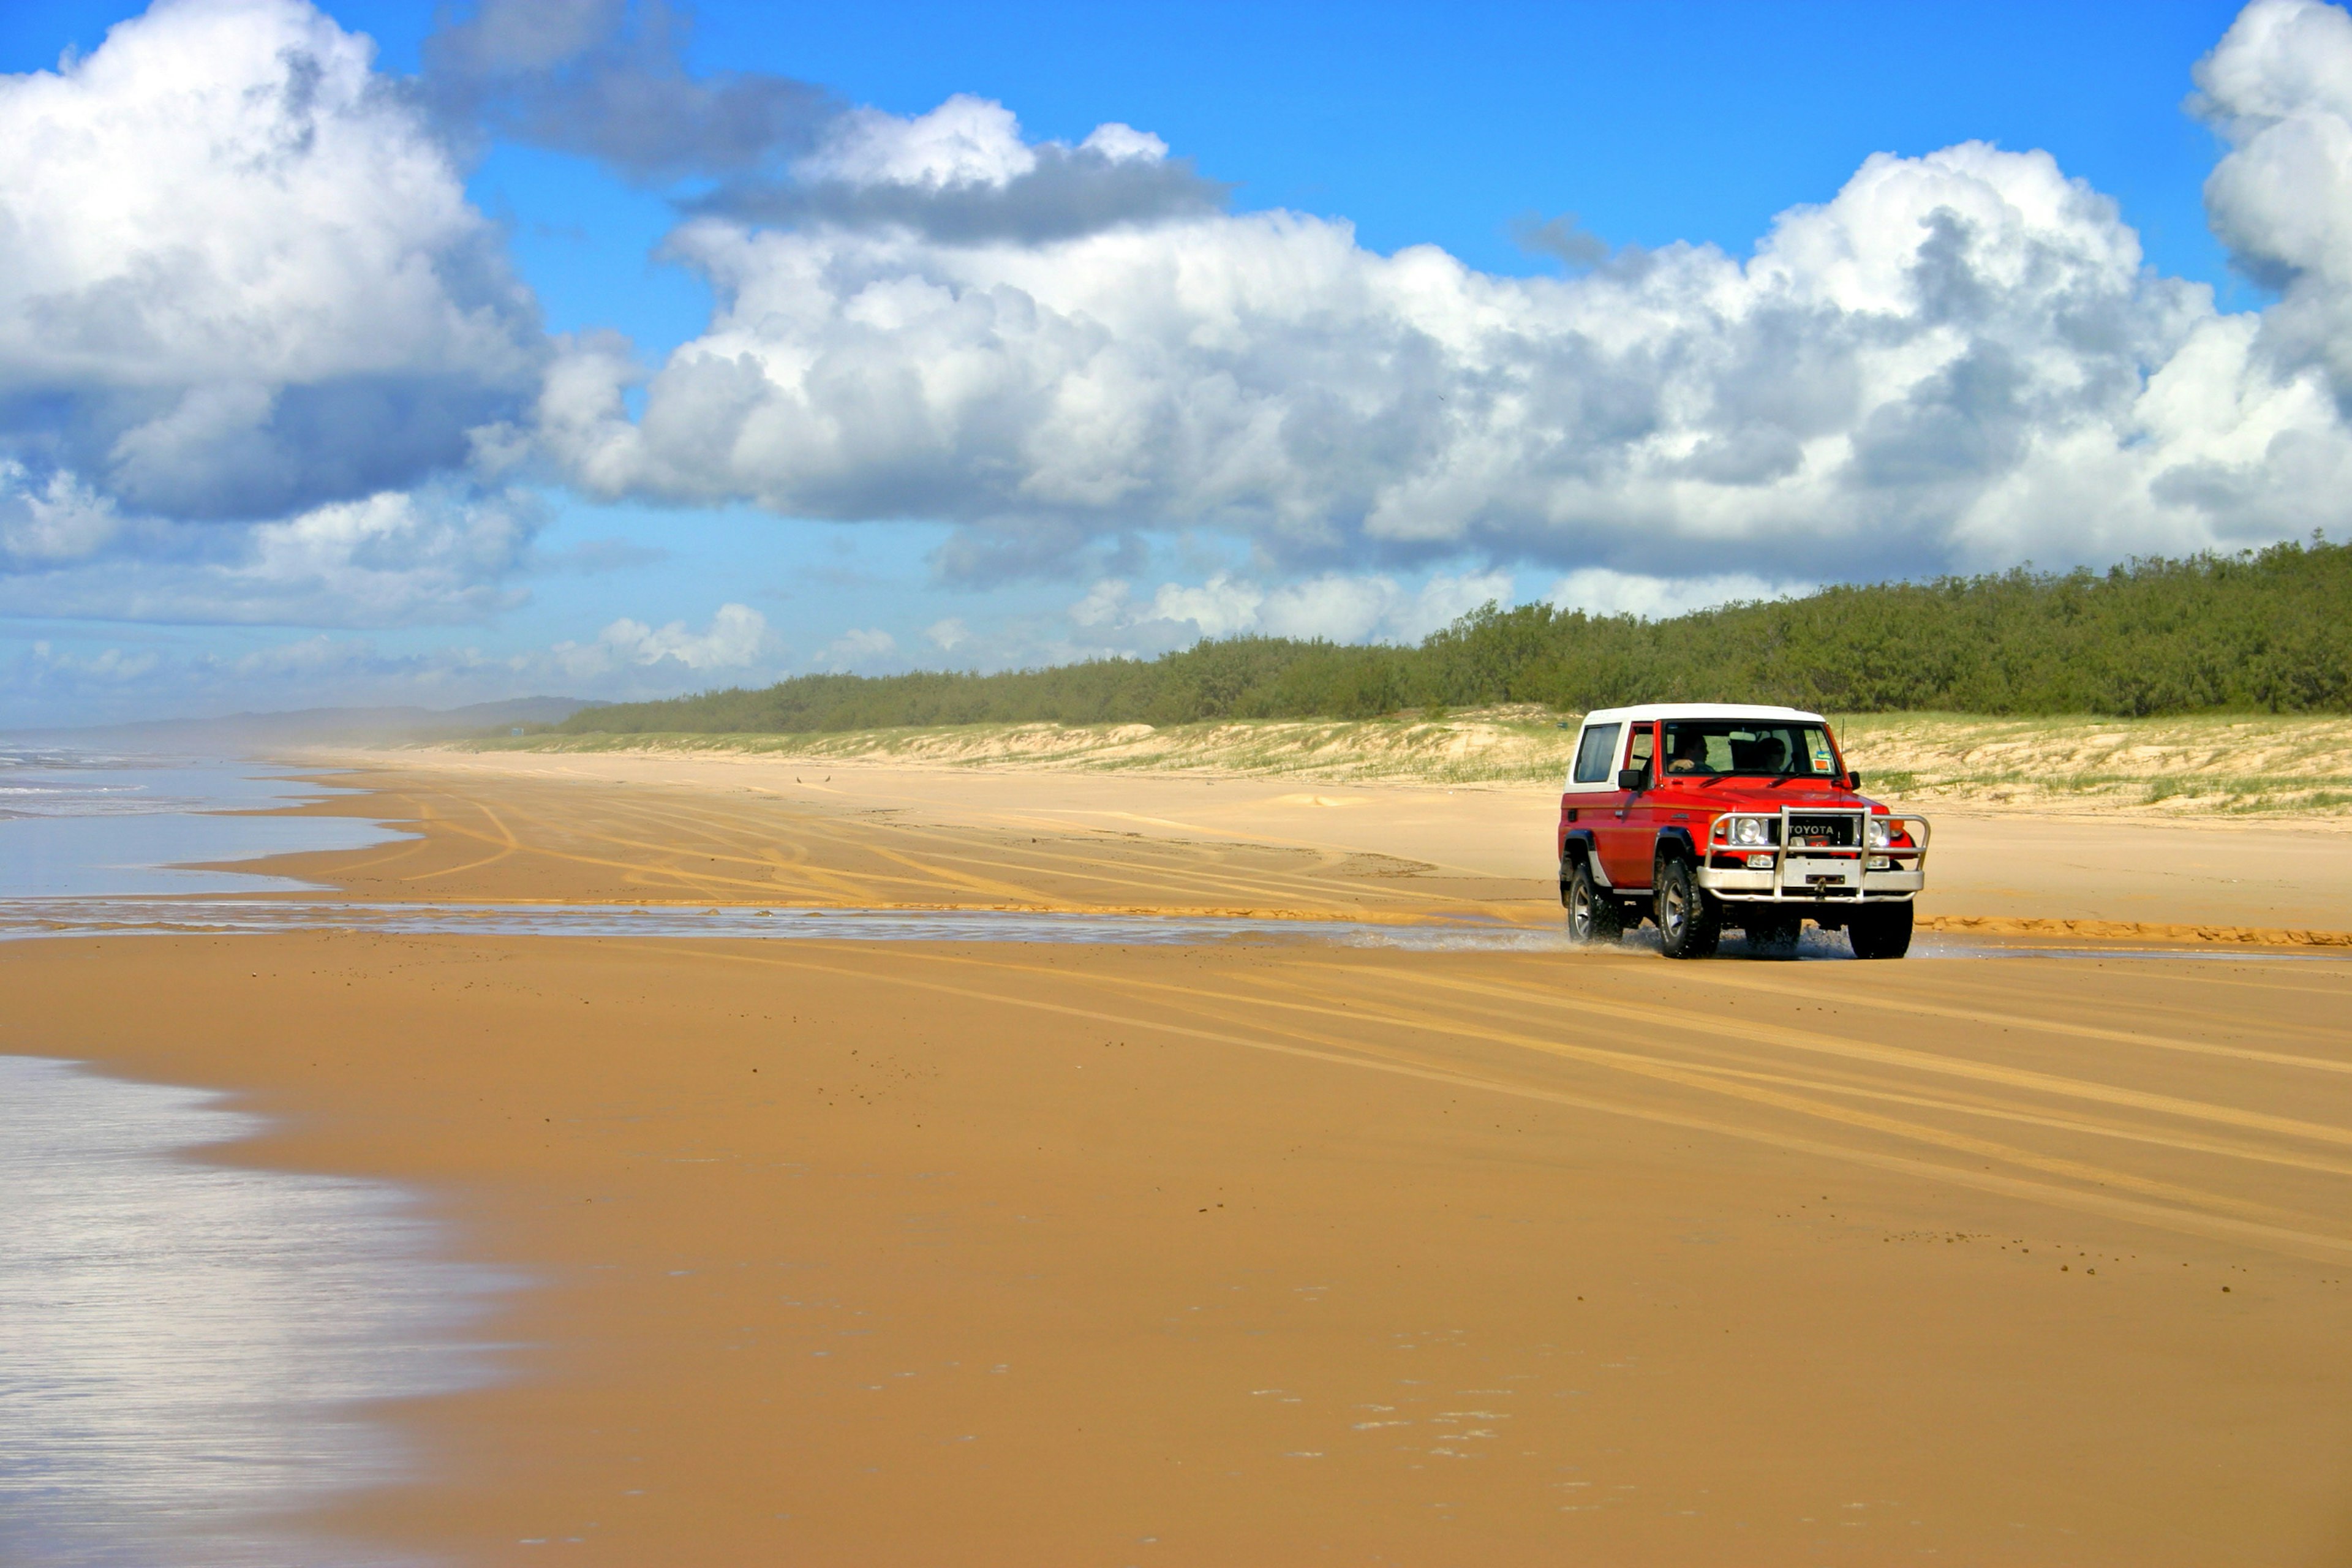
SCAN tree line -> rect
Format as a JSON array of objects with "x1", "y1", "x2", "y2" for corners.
[{"x1": 557, "y1": 539, "x2": 2352, "y2": 735}]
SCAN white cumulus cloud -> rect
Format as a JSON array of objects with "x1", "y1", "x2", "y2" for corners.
[
  {"x1": 1071, "y1": 568, "x2": 1516, "y2": 650},
  {"x1": 552, "y1": 603, "x2": 772, "y2": 676},
  {"x1": 0, "y1": 0, "x2": 540, "y2": 522},
  {"x1": 0, "y1": 469, "x2": 541, "y2": 627},
  {"x1": 804, "y1": 95, "x2": 1042, "y2": 188},
  {"x1": 542, "y1": 96, "x2": 2352, "y2": 588},
  {"x1": 1545, "y1": 568, "x2": 1801, "y2": 620},
  {"x1": 2198, "y1": 0, "x2": 2352, "y2": 392},
  {"x1": 0, "y1": 464, "x2": 125, "y2": 566},
  {"x1": 818, "y1": 626, "x2": 899, "y2": 669}
]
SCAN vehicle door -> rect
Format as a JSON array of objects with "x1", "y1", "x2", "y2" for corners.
[{"x1": 1597, "y1": 722, "x2": 1657, "y2": 889}]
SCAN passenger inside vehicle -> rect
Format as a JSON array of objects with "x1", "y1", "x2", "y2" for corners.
[
  {"x1": 1659, "y1": 722, "x2": 1829, "y2": 778},
  {"x1": 1664, "y1": 729, "x2": 1714, "y2": 775}
]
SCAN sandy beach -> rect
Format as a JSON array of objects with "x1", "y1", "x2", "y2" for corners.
[
  {"x1": 281, "y1": 745, "x2": 2352, "y2": 938},
  {"x1": 9, "y1": 753, "x2": 2352, "y2": 1564}
]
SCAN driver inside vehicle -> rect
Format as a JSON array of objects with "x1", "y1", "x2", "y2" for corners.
[{"x1": 1663, "y1": 728, "x2": 1714, "y2": 775}]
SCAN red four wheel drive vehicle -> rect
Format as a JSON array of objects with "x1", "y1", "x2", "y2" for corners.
[{"x1": 1556, "y1": 704, "x2": 1929, "y2": 959}]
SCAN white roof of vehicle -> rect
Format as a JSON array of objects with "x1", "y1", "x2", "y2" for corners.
[{"x1": 1575, "y1": 703, "x2": 1826, "y2": 726}]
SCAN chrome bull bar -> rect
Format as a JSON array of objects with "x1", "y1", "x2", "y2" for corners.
[{"x1": 1698, "y1": 807, "x2": 1931, "y2": 903}]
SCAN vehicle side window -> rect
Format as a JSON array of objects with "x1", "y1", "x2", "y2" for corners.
[
  {"x1": 1572, "y1": 722, "x2": 1621, "y2": 784},
  {"x1": 1626, "y1": 726, "x2": 1654, "y2": 780}
]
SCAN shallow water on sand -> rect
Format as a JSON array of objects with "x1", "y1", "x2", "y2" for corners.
[
  {"x1": 1, "y1": 756, "x2": 499, "y2": 1564},
  {"x1": 0, "y1": 1057, "x2": 502, "y2": 1567},
  {"x1": 0, "y1": 748, "x2": 404, "y2": 896},
  {"x1": 0, "y1": 898, "x2": 1576, "y2": 948},
  {"x1": 1, "y1": 895, "x2": 2337, "y2": 960}
]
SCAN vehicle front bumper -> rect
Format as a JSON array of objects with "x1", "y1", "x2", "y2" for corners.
[{"x1": 1693, "y1": 810, "x2": 1929, "y2": 904}]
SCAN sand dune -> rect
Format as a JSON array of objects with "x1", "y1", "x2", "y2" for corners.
[
  {"x1": 9, "y1": 756, "x2": 2351, "y2": 1564},
  {"x1": 442, "y1": 706, "x2": 2352, "y2": 818}
]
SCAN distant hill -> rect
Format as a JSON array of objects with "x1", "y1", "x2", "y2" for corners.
[{"x1": 11, "y1": 696, "x2": 603, "y2": 750}]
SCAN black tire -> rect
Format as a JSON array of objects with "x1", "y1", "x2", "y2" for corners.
[
  {"x1": 1566, "y1": 858, "x2": 1624, "y2": 946},
  {"x1": 1743, "y1": 907, "x2": 1802, "y2": 959},
  {"x1": 1655, "y1": 857, "x2": 1721, "y2": 959},
  {"x1": 1847, "y1": 902, "x2": 1915, "y2": 959}
]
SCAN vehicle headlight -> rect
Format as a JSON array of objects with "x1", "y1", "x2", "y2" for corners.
[
  {"x1": 1732, "y1": 816, "x2": 1768, "y2": 846},
  {"x1": 1866, "y1": 817, "x2": 1892, "y2": 848}
]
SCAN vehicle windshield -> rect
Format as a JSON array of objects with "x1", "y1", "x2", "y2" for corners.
[{"x1": 1660, "y1": 720, "x2": 1839, "y2": 778}]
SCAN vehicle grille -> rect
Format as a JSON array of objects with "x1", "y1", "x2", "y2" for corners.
[{"x1": 1785, "y1": 812, "x2": 1860, "y2": 848}]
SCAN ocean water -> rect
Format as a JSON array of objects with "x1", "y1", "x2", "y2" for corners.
[
  {"x1": 0, "y1": 1057, "x2": 502, "y2": 1567},
  {"x1": 0, "y1": 747, "x2": 405, "y2": 896},
  {"x1": 0, "y1": 896, "x2": 1578, "y2": 948},
  {"x1": 1, "y1": 894, "x2": 2321, "y2": 961},
  {"x1": 1, "y1": 758, "x2": 483, "y2": 1564}
]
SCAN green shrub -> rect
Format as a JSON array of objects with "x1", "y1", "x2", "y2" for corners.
[{"x1": 562, "y1": 540, "x2": 2352, "y2": 736}]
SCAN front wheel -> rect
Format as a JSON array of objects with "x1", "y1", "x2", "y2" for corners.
[
  {"x1": 1656, "y1": 858, "x2": 1721, "y2": 959},
  {"x1": 1566, "y1": 859, "x2": 1623, "y2": 945},
  {"x1": 1847, "y1": 902, "x2": 1914, "y2": 959}
]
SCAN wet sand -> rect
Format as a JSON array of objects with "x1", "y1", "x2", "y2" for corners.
[{"x1": 10, "y1": 758, "x2": 2352, "y2": 1564}]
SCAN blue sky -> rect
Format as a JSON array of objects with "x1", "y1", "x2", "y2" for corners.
[{"x1": 1, "y1": 0, "x2": 2342, "y2": 724}]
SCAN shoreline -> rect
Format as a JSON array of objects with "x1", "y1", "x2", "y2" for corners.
[
  {"x1": 0, "y1": 1054, "x2": 493, "y2": 1568},
  {"x1": 16, "y1": 888, "x2": 2352, "y2": 955}
]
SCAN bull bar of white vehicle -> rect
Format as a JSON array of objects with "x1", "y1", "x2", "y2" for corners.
[{"x1": 1694, "y1": 807, "x2": 1930, "y2": 903}]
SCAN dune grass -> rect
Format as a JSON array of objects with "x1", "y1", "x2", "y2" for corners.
[
  {"x1": 462, "y1": 707, "x2": 1578, "y2": 786},
  {"x1": 452, "y1": 707, "x2": 2352, "y2": 815},
  {"x1": 1827, "y1": 711, "x2": 2352, "y2": 815}
]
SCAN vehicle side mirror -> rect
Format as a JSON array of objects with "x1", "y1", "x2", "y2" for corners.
[
  {"x1": 1846, "y1": 771, "x2": 1864, "y2": 790},
  {"x1": 1616, "y1": 767, "x2": 1647, "y2": 792}
]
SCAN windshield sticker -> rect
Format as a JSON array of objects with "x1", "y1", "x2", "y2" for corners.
[{"x1": 1809, "y1": 737, "x2": 1834, "y2": 773}]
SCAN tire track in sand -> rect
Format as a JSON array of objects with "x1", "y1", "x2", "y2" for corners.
[{"x1": 614, "y1": 941, "x2": 2352, "y2": 1265}]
